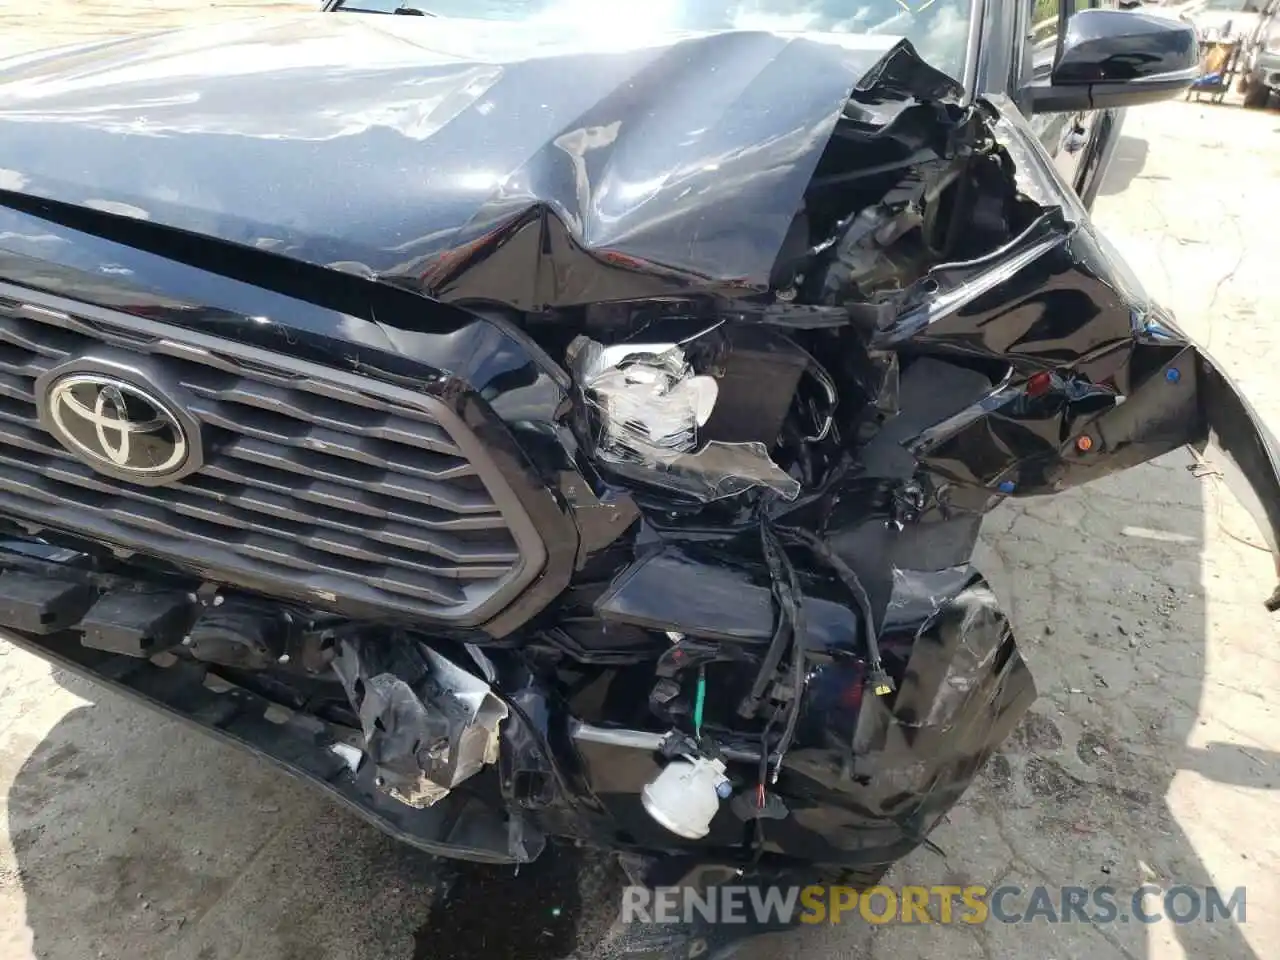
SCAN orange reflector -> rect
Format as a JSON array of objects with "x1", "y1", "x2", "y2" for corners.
[{"x1": 1076, "y1": 435, "x2": 1094, "y2": 453}]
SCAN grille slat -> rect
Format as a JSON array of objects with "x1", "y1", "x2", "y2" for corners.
[
  {"x1": 0, "y1": 458, "x2": 468, "y2": 603},
  {"x1": 0, "y1": 398, "x2": 43, "y2": 431},
  {"x1": 215, "y1": 437, "x2": 495, "y2": 514},
  {"x1": 183, "y1": 397, "x2": 465, "y2": 472},
  {"x1": 0, "y1": 373, "x2": 34, "y2": 404},
  {"x1": 0, "y1": 472, "x2": 469, "y2": 608},
  {"x1": 182, "y1": 475, "x2": 518, "y2": 565},
  {"x1": 0, "y1": 418, "x2": 64, "y2": 456},
  {"x1": 0, "y1": 346, "x2": 52, "y2": 380},
  {"x1": 190, "y1": 464, "x2": 508, "y2": 532},
  {"x1": 183, "y1": 377, "x2": 463, "y2": 458},
  {"x1": 0, "y1": 315, "x2": 78, "y2": 358},
  {"x1": 0, "y1": 410, "x2": 509, "y2": 533},
  {"x1": 151, "y1": 338, "x2": 453, "y2": 430},
  {"x1": 0, "y1": 289, "x2": 543, "y2": 623},
  {"x1": 0, "y1": 447, "x2": 516, "y2": 573}
]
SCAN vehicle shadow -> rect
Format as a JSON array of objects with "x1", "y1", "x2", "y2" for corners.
[
  {"x1": 4, "y1": 669, "x2": 443, "y2": 959},
  {"x1": 3, "y1": 665, "x2": 625, "y2": 960},
  {"x1": 1098, "y1": 135, "x2": 1152, "y2": 197},
  {"x1": 6, "y1": 447, "x2": 1272, "y2": 960}
]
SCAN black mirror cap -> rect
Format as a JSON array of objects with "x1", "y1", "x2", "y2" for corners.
[
  {"x1": 1028, "y1": 8, "x2": 1198, "y2": 113},
  {"x1": 1053, "y1": 8, "x2": 1199, "y2": 84}
]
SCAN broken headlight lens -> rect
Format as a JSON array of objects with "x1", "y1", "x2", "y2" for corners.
[{"x1": 566, "y1": 334, "x2": 800, "y2": 503}]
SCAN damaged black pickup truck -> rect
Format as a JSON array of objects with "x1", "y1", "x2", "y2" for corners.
[{"x1": 0, "y1": 0, "x2": 1278, "y2": 951}]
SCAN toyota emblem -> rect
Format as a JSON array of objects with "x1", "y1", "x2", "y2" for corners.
[{"x1": 45, "y1": 374, "x2": 189, "y2": 478}]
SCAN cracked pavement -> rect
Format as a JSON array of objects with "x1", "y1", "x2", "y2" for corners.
[{"x1": 0, "y1": 3, "x2": 1278, "y2": 959}]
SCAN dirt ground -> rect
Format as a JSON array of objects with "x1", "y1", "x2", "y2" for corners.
[{"x1": 1, "y1": 4, "x2": 1279, "y2": 959}]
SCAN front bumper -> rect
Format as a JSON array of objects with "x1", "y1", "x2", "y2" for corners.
[
  {"x1": 0, "y1": 535, "x2": 1036, "y2": 874},
  {"x1": 1056, "y1": 333, "x2": 1280, "y2": 609},
  {"x1": 1198, "y1": 351, "x2": 1280, "y2": 609},
  {"x1": 0, "y1": 621, "x2": 536, "y2": 863},
  {"x1": 1251, "y1": 51, "x2": 1280, "y2": 88}
]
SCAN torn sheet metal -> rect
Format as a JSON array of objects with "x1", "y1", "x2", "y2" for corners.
[
  {"x1": 422, "y1": 648, "x2": 509, "y2": 788},
  {"x1": 332, "y1": 637, "x2": 507, "y2": 809}
]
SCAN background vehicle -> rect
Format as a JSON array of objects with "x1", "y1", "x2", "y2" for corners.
[
  {"x1": 1180, "y1": 0, "x2": 1272, "y2": 40},
  {"x1": 1238, "y1": 0, "x2": 1280, "y2": 104},
  {"x1": 0, "y1": 5, "x2": 1268, "y2": 956}
]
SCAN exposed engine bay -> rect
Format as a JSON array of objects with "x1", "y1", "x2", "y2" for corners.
[{"x1": 0, "y1": 24, "x2": 1278, "y2": 954}]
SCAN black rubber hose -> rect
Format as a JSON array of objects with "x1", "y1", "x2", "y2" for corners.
[
  {"x1": 767, "y1": 532, "x2": 806, "y2": 780},
  {"x1": 779, "y1": 526, "x2": 888, "y2": 683},
  {"x1": 737, "y1": 518, "x2": 796, "y2": 720}
]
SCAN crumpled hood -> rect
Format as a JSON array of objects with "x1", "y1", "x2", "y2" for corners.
[{"x1": 0, "y1": 15, "x2": 910, "y2": 307}]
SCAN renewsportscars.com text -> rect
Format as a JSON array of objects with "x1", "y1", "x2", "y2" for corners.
[{"x1": 621, "y1": 884, "x2": 1246, "y2": 926}]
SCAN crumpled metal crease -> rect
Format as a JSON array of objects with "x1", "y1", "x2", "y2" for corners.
[
  {"x1": 332, "y1": 637, "x2": 508, "y2": 810},
  {"x1": 0, "y1": 17, "x2": 924, "y2": 305}
]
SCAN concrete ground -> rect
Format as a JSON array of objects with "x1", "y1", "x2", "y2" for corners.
[{"x1": 1, "y1": 3, "x2": 1279, "y2": 959}]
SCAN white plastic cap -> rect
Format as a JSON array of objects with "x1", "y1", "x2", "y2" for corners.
[{"x1": 641, "y1": 756, "x2": 728, "y2": 840}]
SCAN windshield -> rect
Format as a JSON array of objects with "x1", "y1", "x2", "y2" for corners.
[{"x1": 331, "y1": 0, "x2": 974, "y2": 81}]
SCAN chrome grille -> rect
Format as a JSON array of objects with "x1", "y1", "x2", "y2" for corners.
[{"x1": 0, "y1": 285, "x2": 545, "y2": 624}]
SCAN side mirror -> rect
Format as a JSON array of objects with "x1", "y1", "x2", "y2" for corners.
[{"x1": 1029, "y1": 8, "x2": 1199, "y2": 113}]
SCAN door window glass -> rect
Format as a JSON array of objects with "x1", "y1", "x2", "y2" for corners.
[{"x1": 1029, "y1": 0, "x2": 1060, "y2": 79}]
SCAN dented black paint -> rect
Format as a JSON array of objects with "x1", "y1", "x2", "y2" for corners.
[
  {"x1": 0, "y1": 13, "x2": 1276, "y2": 937},
  {"x1": 0, "y1": 16, "x2": 926, "y2": 307}
]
